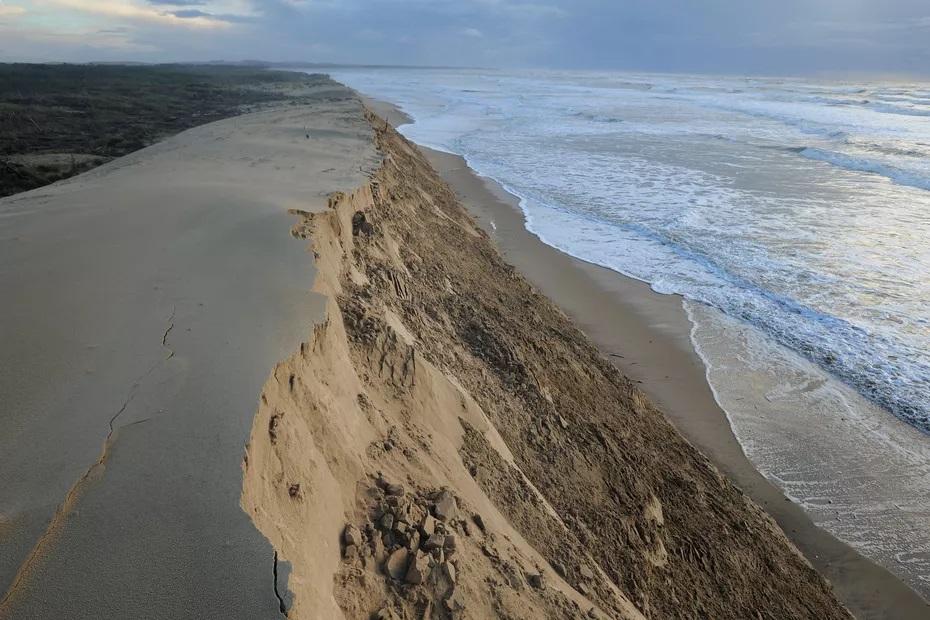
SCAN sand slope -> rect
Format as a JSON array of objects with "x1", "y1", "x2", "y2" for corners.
[{"x1": 240, "y1": 110, "x2": 852, "y2": 619}]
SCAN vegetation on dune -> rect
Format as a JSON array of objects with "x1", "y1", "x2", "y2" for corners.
[{"x1": 0, "y1": 64, "x2": 332, "y2": 197}]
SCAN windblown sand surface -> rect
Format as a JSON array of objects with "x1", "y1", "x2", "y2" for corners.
[
  {"x1": 0, "y1": 83, "x2": 377, "y2": 619},
  {"x1": 240, "y1": 109, "x2": 852, "y2": 619}
]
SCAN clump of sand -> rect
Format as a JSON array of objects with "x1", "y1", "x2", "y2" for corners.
[{"x1": 240, "y1": 109, "x2": 851, "y2": 620}]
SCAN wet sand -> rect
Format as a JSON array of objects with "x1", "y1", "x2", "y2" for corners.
[
  {"x1": 364, "y1": 98, "x2": 929, "y2": 618},
  {"x1": 0, "y1": 88, "x2": 378, "y2": 618}
]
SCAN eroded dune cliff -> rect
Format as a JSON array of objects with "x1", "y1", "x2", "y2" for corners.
[{"x1": 241, "y1": 110, "x2": 851, "y2": 620}]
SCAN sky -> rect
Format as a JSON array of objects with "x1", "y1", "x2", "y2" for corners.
[{"x1": 1, "y1": 0, "x2": 929, "y2": 77}]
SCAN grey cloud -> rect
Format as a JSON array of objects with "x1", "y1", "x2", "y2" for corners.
[
  {"x1": 5, "y1": 0, "x2": 930, "y2": 76},
  {"x1": 172, "y1": 9, "x2": 211, "y2": 18},
  {"x1": 147, "y1": 0, "x2": 207, "y2": 5}
]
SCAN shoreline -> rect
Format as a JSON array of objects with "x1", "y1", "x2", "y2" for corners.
[{"x1": 362, "y1": 97, "x2": 929, "y2": 617}]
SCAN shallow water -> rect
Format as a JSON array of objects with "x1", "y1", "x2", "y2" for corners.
[
  {"x1": 331, "y1": 67, "x2": 930, "y2": 595},
  {"x1": 687, "y1": 301, "x2": 930, "y2": 596}
]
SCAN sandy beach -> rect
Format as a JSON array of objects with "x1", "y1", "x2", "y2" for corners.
[{"x1": 366, "y1": 98, "x2": 930, "y2": 618}]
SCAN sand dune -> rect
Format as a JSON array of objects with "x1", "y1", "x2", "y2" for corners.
[{"x1": 0, "y1": 88, "x2": 376, "y2": 618}]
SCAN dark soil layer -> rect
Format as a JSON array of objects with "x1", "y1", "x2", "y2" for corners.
[{"x1": 0, "y1": 63, "x2": 329, "y2": 197}]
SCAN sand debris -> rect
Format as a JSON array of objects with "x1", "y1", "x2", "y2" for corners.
[{"x1": 339, "y1": 481, "x2": 468, "y2": 616}]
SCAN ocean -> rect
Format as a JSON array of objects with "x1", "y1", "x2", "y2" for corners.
[{"x1": 330, "y1": 68, "x2": 930, "y2": 596}]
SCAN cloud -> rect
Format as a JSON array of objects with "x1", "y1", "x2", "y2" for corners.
[
  {"x1": 172, "y1": 8, "x2": 209, "y2": 18},
  {"x1": 45, "y1": 0, "x2": 234, "y2": 28},
  {"x1": 0, "y1": 3, "x2": 27, "y2": 17},
  {"x1": 2, "y1": 0, "x2": 929, "y2": 76},
  {"x1": 0, "y1": 22, "x2": 158, "y2": 59},
  {"x1": 169, "y1": 7, "x2": 252, "y2": 22}
]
